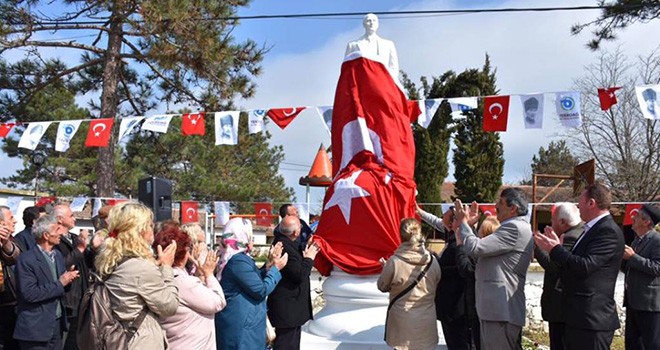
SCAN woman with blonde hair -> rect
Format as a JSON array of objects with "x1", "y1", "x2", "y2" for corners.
[
  {"x1": 95, "y1": 202, "x2": 179, "y2": 350},
  {"x1": 377, "y1": 218, "x2": 442, "y2": 350},
  {"x1": 478, "y1": 216, "x2": 500, "y2": 238}
]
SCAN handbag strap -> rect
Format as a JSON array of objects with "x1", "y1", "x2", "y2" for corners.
[
  {"x1": 125, "y1": 307, "x2": 149, "y2": 339},
  {"x1": 384, "y1": 254, "x2": 435, "y2": 340}
]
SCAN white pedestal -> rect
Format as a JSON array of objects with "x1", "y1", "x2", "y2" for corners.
[{"x1": 302, "y1": 268, "x2": 447, "y2": 349}]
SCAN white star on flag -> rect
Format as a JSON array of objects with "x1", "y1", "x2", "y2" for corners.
[{"x1": 324, "y1": 170, "x2": 371, "y2": 224}]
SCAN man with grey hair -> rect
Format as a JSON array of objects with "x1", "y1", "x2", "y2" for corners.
[
  {"x1": 454, "y1": 187, "x2": 534, "y2": 350},
  {"x1": 534, "y1": 202, "x2": 583, "y2": 350},
  {"x1": 13, "y1": 215, "x2": 79, "y2": 349},
  {"x1": 622, "y1": 204, "x2": 660, "y2": 349},
  {"x1": 0, "y1": 205, "x2": 21, "y2": 350},
  {"x1": 267, "y1": 215, "x2": 320, "y2": 349},
  {"x1": 52, "y1": 203, "x2": 96, "y2": 350}
]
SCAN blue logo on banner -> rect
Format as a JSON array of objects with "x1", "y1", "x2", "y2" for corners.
[
  {"x1": 63, "y1": 124, "x2": 75, "y2": 136},
  {"x1": 561, "y1": 97, "x2": 575, "y2": 111}
]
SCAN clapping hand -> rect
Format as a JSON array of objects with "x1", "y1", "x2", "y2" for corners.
[
  {"x1": 157, "y1": 240, "x2": 177, "y2": 267},
  {"x1": 453, "y1": 199, "x2": 469, "y2": 224},
  {"x1": 198, "y1": 247, "x2": 219, "y2": 278},
  {"x1": 59, "y1": 265, "x2": 80, "y2": 286},
  {"x1": 623, "y1": 245, "x2": 635, "y2": 260},
  {"x1": 533, "y1": 226, "x2": 560, "y2": 252}
]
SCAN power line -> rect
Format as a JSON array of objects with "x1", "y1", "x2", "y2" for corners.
[{"x1": 8, "y1": 4, "x2": 660, "y2": 26}]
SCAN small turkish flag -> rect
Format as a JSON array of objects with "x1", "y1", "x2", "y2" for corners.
[
  {"x1": 181, "y1": 201, "x2": 198, "y2": 224},
  {"x1": 623, "y1": 203, "x2": 643, "y2": 225},
  {"x1": 479, "y1": 204, "x2": 497, "y2": 217},
  {"x1": 36, "y1": 196, "x2": 56, "y2": 207},
  {"x1": 597, "y1": 87, "x2": 621, "y2": 111},
  {"x1": 267, "y1": 107, "x2": 306, "y2": 129},
  {"x1": 85, "y1": 118, "x2": 114, "y2": 147},
  {"x1": 0, "y1": 123, "x2": 16, "y2": 138},
  {"x1": 254, "y1": 203, "x2": 273, "y2": 226},
  {"x1": 181, "y1": 113, "x2": 205, "y2": 136},
  {"x1": 483, "y1": 96, "x2": 510, "y2": 132},
  {"x1": 106, "y1": 199, "x2": 128, "y2": 206}
]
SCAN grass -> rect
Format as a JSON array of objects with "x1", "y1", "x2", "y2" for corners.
[{"x1": 523, "y1": 329, "x2": 624, "y2": 350}]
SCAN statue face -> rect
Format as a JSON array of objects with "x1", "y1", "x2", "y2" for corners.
[{"x1": 363, "y1": 14, "x2": 379, "y2": 34}]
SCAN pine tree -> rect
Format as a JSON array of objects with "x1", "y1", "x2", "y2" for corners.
[
  {"x1": 0, "y1": 0, "x2": 265, "y2": 196},
  {"x1": 452, "y1": 56, "x2": 504, "y2": 203},
  {"x1": 402, "y1": 72, "x2": 454, "y2": 217},
  {"x1": 523, "y1": 140, "x2": 578, "y2": 187}
]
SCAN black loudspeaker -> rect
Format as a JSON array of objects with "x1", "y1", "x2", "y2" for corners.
[{"x1": 138, "y1": 176, "x2": 172, "y2": 222}]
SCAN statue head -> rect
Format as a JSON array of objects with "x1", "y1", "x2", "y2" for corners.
[{"x1": 363, "y1": 13, "x2": 379, "y2": 35}]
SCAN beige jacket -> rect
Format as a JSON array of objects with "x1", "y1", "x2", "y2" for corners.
[
  {"x1": 105, "y1": 257, "x2": 179, "y2": 350},
  {"x1": 377, "y1": 242, "x2": 441, "y2": 350}
]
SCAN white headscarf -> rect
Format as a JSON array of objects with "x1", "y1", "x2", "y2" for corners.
[{"x1": 216, "y1": 218, "x2": 253, "y2": 281}]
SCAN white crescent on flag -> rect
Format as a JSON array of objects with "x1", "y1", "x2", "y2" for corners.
[
  {"x1": 93, "y1": 123, "x2": 106, "y2": 136},
  {"x1": 489, "y1": 103, "x2": 503, "y2": 118},
  {"x1": 186, "y1": 207, "x2": 196, "y2": 219}
]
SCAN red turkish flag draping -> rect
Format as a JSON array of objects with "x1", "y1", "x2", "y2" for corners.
[
  {"x1": 597, "y1": 87, "x2": 621, "y2": 111},
  {"x1": 313, "y1": 56, "x2": 417, "y2": 276},
  {"x1": 266, "y1": 107, "x2": 306, "y2": 129},
  {"x1": 0, "y1": 123, "x2": 16, "y2": 138},
  {"x1": 483, "y1": 96, "x2": 510, "y2": 132},
  {"x1": 36, "y1": 196, "x2": 56, "y2": 207},
  {"x1": 85, "y1": 118, "x2": 114, "y2": 147},
  {"x1": 479, "y1": 204, "x2": 497, "y2": 217},
  {"x1": 254, "y1": 203, "x2": 273, "y2": 226},
  {"x1": 181, "y1": 113, "x2": 205, "y2": 136},
  {"x1": 623, "y1": 203, "x2": 643, "y2": 225},
  {"x1": 181, "y1": 201, "x2": 198, "y2": 224}
]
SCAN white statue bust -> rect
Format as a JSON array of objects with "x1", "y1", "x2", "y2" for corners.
[{"x1": 345, "y1": 13, "x2": 399, "y2": 80}]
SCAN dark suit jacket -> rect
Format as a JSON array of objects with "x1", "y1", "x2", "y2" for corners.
[
  {"x1": 13, "y1": 247, "x2": 68, "y2": 342},
  {"x1": 534, "y1": 224, "x2": 582, "y2": 323},
  {"x1": 14, "y1": 227, "x2": 36, "y2": 253},
  {"x1": 273, "y1": 218, "x2": 314, "y2": 250},
  {"x1": 267, "y1": 232, "x2": 314, "y2": 328},
  {"x1": 622, "y1": 230, "x2": 660, "y2": 311},
  {"x1": 55, "y1": 233, "x2": 90, "y2": 316},
  {"x1": 549, "y1": 215, "x2": 624, "y2": 331}
]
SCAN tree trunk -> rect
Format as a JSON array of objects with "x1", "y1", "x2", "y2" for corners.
[{"x1": 96, "y1": 19, "x2": 123, "y2": 197}]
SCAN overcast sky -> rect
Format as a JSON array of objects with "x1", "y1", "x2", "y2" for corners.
[{"x1": 2, "y1": 0, "x2": 659, "y2": 211}]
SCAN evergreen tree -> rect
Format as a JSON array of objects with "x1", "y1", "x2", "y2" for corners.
[
  {"x1": 571, "y1": 1, "x2": 660, "y2": 50},
  {"x1": 0, "y1": 0, "x2": 265, "y2": 196},
  {"x1": 452, "y1": 56, "x2": 504, "y2": 203},
  {"x1": 522, "y1": 140, "x2": 579, "y2": 187},
  {"x1": 402, "y1": 72, "x2": 454, "y2": 217}
]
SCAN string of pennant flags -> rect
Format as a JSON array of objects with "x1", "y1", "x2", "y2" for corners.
[
  {"x1": 1, "y1": 194, "x2": 657, "y2": 228},
  {"x1": 1, "y1": 84, "x2": 659, "y2": 152}
]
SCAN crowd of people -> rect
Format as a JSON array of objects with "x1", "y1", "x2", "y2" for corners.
[
  {"x1": 0, "y1": 202, "x2": 317, "y2": 350},
  {"x1": 381, "y1": 183, "x2": 660, "y2": 350},
  {"x1": 0, "y1": 182, "x2": 658, "y2": 350}
]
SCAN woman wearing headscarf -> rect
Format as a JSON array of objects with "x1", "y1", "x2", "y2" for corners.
[
  {"x1": 95, "y1": 202, "x2": 179, "y2": 350},
  {"x1": 155, "y1": 225, "x2": 226, "y2": 350},
  {"x1": 378, "y1": 218, "x2": 442, "y2": 350},
  {"x1": 214, "y1": 218, "x2": 288, "y2": 350}
]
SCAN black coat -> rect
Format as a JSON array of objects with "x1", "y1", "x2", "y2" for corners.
[
  {"x1": 534, "y1": 224, "x2": 582, "y2": 322},
  {"x1": 550, "y1": 215, "x2": 624, "y2": 331},
  {"x1": 55, "y1": 233, "x2": 92, "y2": 317},
  {"x1": 266, "y1": 232, "x2": 314, "y2": 328}
]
